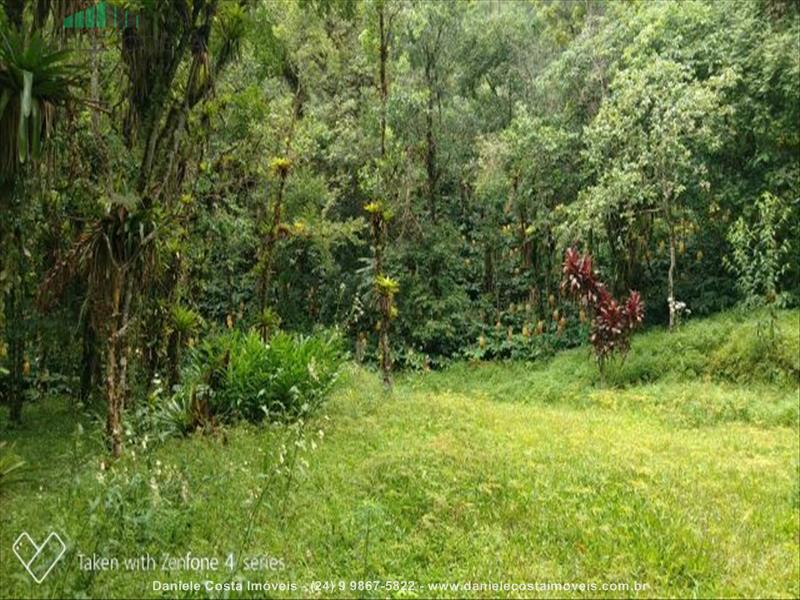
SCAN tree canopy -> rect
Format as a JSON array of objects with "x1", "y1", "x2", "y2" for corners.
[{"x1": 0, "y1": 0, "x2": 798, "y2": 447}]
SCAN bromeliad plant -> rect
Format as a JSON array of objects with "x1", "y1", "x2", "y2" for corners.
[
  {"x1": 0, "y1": 28, "x2": 80, "y2": 177},
  {"x1": 561, "y1": 248, "x2": 644, "y2": 384},
  {"x1": 375, "y1": 274, "x2": 399, "y2": 385},
  {"x1": 365, "y1": 200, "x2": 397, "y2": 387}
]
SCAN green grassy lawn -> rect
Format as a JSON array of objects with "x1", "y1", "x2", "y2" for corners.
[{"x1": 1, "y1": 310, "x2": 799, "y2": 598}]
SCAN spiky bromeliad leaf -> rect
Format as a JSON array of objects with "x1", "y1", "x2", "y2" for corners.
[
  {"x1": 0, "y1": 28, "x2": 79, "y2": 178},
  {"x1": 21, "y1": 69, "x2": 32, "y2": 117},
  {"x1": 17, "y1": 94, "x2": 27, "y2": 163}
]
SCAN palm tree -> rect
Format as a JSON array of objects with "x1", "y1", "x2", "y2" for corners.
[{"x1": 0, "y1": 25, "x2": 79, "y2": 423}]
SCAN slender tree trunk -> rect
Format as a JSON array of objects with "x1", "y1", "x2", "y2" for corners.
[
  {"x1": 425, "y1": 88, "x2": 436, "y2": 220},
  {"x1": 257, "y1": 88, "x2": 301, "y2": 323},
  {"x1": 379, "y1": 319, "x2": 391, "y2": 387},
  {"x1": 258, "y1": 169, "x2": 288, "y2": 323},
  {"x1": 423, "y1": 51, "x2": 438, "y2": 221},
  {"x1": 377, "y1": 274, "x2": 392, "y2": 388},
  {"x1": 377, "y1": 282, "x2": 392, "y2": 388},
  {"x1": 378, "y1": 3, "x2": 388, "y2": 158},
  {"x1": 668, "y1": 225, "x2": 676, "y2": 331}
]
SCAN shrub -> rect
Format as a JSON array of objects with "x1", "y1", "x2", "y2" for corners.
[
  {"x1": 463, "y1": 316, "x2": 587, "y2": 363},
  {"x1": 724, "y1": 191, "x2": 793, "y2": 342},
  {"x1": 561, "y1": 248, "x2": 645, "y2": 383},
  {"x1": 162, "y1": 329, "x2": 344, "y2": 431},
  {"x1": 708, "y1": 320, "x2": 800, "y2": 386}
]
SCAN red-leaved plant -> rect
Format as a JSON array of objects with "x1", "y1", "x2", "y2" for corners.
[{"x1": 561, "y1": 248, "x2": 644, "y2": 384}]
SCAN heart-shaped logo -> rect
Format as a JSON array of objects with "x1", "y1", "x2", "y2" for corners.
[{"x1": 12, "y1": 532, "x2": 67, "y2": 583}]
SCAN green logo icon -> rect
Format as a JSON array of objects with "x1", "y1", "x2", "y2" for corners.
[{"x1": 63, "y1": 2, "x2": 139, "y2": 30}]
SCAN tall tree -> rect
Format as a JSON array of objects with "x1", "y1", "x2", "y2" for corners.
[{"x1": 582, "y1": 57, "x2": 727, "y2": 329}]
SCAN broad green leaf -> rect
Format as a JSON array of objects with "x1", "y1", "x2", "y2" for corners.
[{"x1": 21, "y1": 70, "x2": 33, "y2": 118}]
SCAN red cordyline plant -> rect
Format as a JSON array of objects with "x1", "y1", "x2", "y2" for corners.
[{"x1": 561, "y1": 248, "x2": 644, "y2": 384}]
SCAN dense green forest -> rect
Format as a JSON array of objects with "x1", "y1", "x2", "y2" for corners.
[{"x1": 0, "y1": 1, "x2": 798, "y2": 598}]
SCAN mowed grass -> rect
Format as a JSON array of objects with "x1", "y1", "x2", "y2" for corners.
[{"x1": 1, "y1": 310, "x2": 798, "y2": 598}]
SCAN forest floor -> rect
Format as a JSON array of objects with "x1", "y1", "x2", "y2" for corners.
[{"x1": 1, "y1": 310, "x2": 798, "y2": 598}]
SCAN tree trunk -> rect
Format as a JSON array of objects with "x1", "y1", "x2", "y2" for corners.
[
  {"x1": 668, "y1": 226, "x2": 676, "y2": 331},
  {"x1": 379, "y1": 302, "x2": 391, "y2": 388},
  {"x1": 258, "y1": 170, "x2": 288, "y2": 323},
  {"x1": 424, "y1": 57, "x2": 437, "y2": 221},
  {"x1": 378, "y1": 3, "x2": 388, "y2": 158},
  {"x1": 257, "y1": 87, "x2": 300, "y2": 323},
  {"x1": 105, "y1": 268, "x2": 132, "y2": 458},
  {"x1": 379, "y1": 328, "x2": 391, "y2": 387},
  {"x1": 425, "y1": 88, "x2": 436, "y2": 220}
]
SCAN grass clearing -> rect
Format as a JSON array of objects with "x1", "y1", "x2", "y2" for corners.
[{"x1": 1, "y1": 310, "x2": 798, "y2": 598}]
